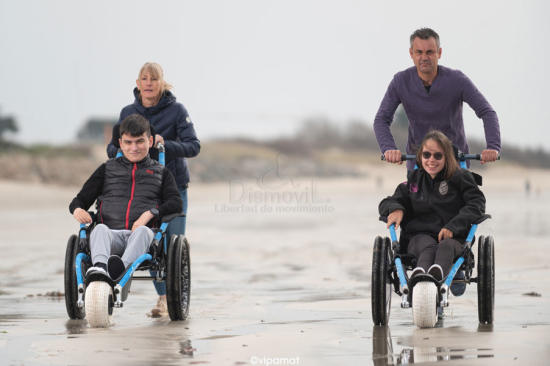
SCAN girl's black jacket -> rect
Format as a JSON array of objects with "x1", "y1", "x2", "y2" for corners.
[{"x1": 378, "y1": 168, "x2": 486, "y2": 242}]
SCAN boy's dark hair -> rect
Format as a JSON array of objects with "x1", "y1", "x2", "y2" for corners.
[
  {"x1": 119, "y1": 114, "x2": 151, "y2": 137},
  {"x1": 410, "y1": 28, "x2": 440, "y2": 48}
]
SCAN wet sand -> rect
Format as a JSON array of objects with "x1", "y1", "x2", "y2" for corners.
[{"x1": 1, "y1": 164, "x2": 550, "y2": 365}]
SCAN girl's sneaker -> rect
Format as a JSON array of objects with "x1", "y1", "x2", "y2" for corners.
[{"x1": 428, "y1": 264, "x2": 444, "y2": 282}]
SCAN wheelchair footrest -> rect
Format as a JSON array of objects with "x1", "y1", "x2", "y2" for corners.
[{"x1": 85, "y1": 271, "x2": 115, "y2": 287}]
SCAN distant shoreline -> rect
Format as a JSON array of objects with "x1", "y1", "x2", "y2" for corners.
[{"x1": 1, "y1": 139, "x2": 549, "y2": 190}]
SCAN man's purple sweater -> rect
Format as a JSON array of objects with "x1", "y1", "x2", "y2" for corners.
[{"x1": 374, "y1": 65, "x2": 501, "y2": 158}]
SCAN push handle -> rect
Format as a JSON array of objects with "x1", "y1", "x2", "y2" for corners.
[
  {"x1": 156, "y1": 143, "x2": 165, "y2": 166},
  {"x1": 381, "y1": 152, "x2": 501, "y2": 161},
  {"x1": 380, "y1": 154, "x2": 416, "y2": 161}
]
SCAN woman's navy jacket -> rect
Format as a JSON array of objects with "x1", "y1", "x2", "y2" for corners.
[{"x1": 107, "y1": 88, "x2": 200, "y2": 189}]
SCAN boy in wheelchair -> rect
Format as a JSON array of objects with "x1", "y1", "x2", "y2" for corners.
[
  {"x1": 69, "y1": 114, "x2": 182, "y2": 281},
  {"x1": 378, "y1": 130, "x2": 486, "y2": 290}
]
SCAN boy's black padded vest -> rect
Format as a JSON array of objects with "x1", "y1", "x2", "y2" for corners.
[{"x1": 98, "y1": 156, "x2": 163, "y2": 230}]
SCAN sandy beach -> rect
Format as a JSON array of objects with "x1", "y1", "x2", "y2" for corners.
[{"x1": 1, "y1": 163, "x2": 550, "y2": 365}]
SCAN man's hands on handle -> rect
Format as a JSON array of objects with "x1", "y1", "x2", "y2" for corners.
[
  {"x1": 73, "y1": 208, "x2": 92, "y2": 224},
  {"x1": 384, "y1": 150, "x2": 404, "y2": 164},
  {"x1": 385, "y1": 148, "x2": 499, "y2": 164},
  {"x1": 481, "y1": 149, "x2": 498, "y2": 164},
  {"x1": 387, "y1": 209, "x2": 404, "y2": 229}
]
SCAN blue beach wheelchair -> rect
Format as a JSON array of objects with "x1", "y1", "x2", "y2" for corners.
[
  {"x1": 64, "y1": 144, "x2": 191, "y2": 327},
  {"x1": 371, "y1": 153, "x2": 496, "y2": 328}
]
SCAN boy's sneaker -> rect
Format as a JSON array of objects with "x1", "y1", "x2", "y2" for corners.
[
  {"x1": 85, "y1": 263, "x2": 109, "y2": 281},
  {"x1": 409, "y1": 267, "x2": 425, "y2": 279},
  {"x1": 107, "y1": 255, "x2": 126, "y2": 280},
  {"x1": 450, "y1": 270, "x2": 466, "y2": 296},
  {"x1": 428, "y1": 264, "x2": 444, "y2": 282}
]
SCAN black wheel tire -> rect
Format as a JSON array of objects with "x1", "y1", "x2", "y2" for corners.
[
  {"x1": 166, "y1": 235, "x2": 191, "y2": 321},
  {"x1": 477, "y1": 235, "x2": 495, "y2": 324},
  {"x1": 372, "y1": 236, "x2": 392, "y2": 326},
  {"x1": 64, "y1": 235, "x2": 86, "y2": 319}
]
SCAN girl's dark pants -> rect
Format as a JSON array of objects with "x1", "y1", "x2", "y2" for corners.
[{"x1": 407, "y1": 234, "x2": 463, "y2": 275}]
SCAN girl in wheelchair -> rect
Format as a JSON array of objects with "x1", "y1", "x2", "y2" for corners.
[{"x1": 378, "y1": 130, "x2": 486, "y2": 284}]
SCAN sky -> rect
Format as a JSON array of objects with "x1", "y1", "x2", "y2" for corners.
[{"x1": 0, "y1": 0, "x2": 549, "y2": 151}]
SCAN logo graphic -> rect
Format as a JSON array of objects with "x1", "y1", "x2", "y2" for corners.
[{"x1": 439, "y1": 181, "x2": 448, "y2": 195}]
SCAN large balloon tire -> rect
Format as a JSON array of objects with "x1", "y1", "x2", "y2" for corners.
[
  {"x1": 64, "y1": 235, "x2": 86, "y2": 319},
  {"x1": 166, "y1": 235, "x2": 191, "y2": 321},
  {"x1": 412, "y1": 281, "x2": 438, "y2": 328},
  {"x1": 477, "y1": 235, "x2": 495, "y2": 324},
  {"x1": 371, "y1": 236, "x2": 392, "y2": 326},
  {"x1": 84, "y1": 281, "x2": 114, "y2": 328}
]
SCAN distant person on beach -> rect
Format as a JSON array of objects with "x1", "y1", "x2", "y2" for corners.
[
  {"x1": 378, "y1": 130, "x2": 486, "y2": 292},
  {"x1": 374, "y1": 28, "x2": 501, "y2": 169},
  {"x1": 107, "y1": 62, "x2": 200, "y2": 316},
  {"x1": 70, "y1": 114, "x2": 182, "y2": 282}
]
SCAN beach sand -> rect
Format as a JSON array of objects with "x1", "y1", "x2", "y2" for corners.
[{"x1": 1, "y1": 163, "x2": 550, "y2": 365}]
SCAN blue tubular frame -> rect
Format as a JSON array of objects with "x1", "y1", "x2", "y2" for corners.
[
  {"x1": 156, "y1": 222, "x2": 169, "y2": 252},
  {"x1": 444, "y1": 224, "x2": 477, "y2": 287},
  {"x1": 389, "y1": 224, "x2": 410, "y2": 308},
  {"x1": 158, "y1": 146, "x2": 165, "y2": 166},
  {"x1": 390, "y1": 225, "x2": 407, "y2": 289},
  {"x1": 76, "y1": 252, "x2": 90, "y2": 286},
  {"x1": 79, "y1": 223, "x2": 87, "y2": 239},
  {"x1": 118, "y1": 253, "x2": 153, "y2": 288}
]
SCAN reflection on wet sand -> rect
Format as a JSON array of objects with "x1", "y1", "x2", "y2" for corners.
[
  {"x1": 372, "y1": 326, "x2": 495, "y2": 365},
  {"x1": 65, "y1": 319, "x2": 87, "y2": 335}
]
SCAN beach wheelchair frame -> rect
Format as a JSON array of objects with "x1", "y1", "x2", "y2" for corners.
[
  {"x1": 63, "y1": 144, "x2": 191, "y2": 327},
  {"x1": 371, "y1": 153, "x2": 496, "y2": 328}
]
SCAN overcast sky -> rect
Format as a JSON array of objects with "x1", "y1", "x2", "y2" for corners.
[{"x1": 0, "y1": 0, "x2": 548, "y2": 151}]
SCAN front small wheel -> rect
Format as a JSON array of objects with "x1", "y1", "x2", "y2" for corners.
[
  {"x1": 371, "y1": 236, "x2": 392, "y2": 326},
  {"x1": 412, "y1": 281, "x2": 438, "y2": 328},
  {"x1": 84, "y1": 281, "x2": 114, "y2": 328},
  {"x1": 166, "y1": 235, "x2": 191, "y2": 321},
  {"x1": 477, "y1": 235, "x2": 495, "y2": 324}
]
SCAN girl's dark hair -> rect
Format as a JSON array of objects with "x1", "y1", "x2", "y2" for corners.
[
  {"x1": 415, "y1": 130, "x2": 459, "y2": 179},
  {"x1": 119, "y1": 114, "x2": 151, "y2": 137}
]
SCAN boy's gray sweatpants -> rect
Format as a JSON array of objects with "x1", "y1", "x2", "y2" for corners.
[{"x1": 90, "y1": 223, "x2": 154, "y2": 268}]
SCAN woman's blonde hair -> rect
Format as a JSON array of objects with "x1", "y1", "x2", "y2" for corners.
[
  {"x1": 138, "y1": 62, "x2": 173, "y2": 96},
  {"x1": 415, "y1": 130, "x2": 460, "y2": 179}
]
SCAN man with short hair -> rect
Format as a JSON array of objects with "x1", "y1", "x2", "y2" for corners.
[
  {"x1": 69, "y1": 114, "x2": 182, "y2": 280},
  {"x1": 374, "y1": 28, "x2": 501, "y2": 169}
]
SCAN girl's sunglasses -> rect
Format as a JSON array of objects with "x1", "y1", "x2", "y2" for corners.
[{"x1": 422, "y1": 151, "x2": 444, "y2": 160}]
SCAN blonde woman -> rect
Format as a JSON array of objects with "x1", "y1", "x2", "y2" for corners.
[{"x1": 108, "y1": 62, "x2": 200, "y2": 316}]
